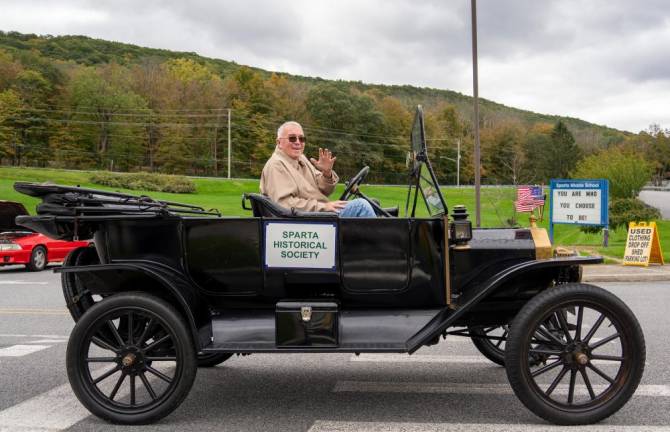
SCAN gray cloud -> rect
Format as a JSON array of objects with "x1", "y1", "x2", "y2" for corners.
[{"x1": 0, "y1": 0, "x2": 668, "y2": 132}]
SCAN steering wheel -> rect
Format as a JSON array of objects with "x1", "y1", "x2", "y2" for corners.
[{"x1": 339, "y1": 166, "x2": 369, "y2": 200}]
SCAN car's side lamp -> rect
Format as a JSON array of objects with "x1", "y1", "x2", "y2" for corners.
[{"x1": 450, "y1": 205, "x2": 472, "y2": 249}]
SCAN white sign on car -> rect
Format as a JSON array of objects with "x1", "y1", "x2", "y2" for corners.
[{"x1": 264, "y1": 221, "x2": 337, "y2": 270}]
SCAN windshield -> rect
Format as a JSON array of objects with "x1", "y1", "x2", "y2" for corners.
[{"x1": 406, "y1": 106, "x2": 447, "y2": 217}]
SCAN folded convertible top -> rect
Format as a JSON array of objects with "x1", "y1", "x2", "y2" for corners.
[{"x1": 14, "y1": 182, "x2": 220, "y2": 217}]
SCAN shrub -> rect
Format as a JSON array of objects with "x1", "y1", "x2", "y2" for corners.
[
  {"x1": 608, "y1": 197, "x2": 661, "y2": 231},
  {"x1": 90, "y1": 171, "x2": 196, "y2": 194},
  {"x1": 572, "y1": 147, "x2": 653, "y2": 199},
  {"x1": 579, "y1": 197, "x2": 661, "y2": 233}
]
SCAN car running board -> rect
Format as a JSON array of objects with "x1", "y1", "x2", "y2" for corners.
[{"x1": 203, "y1": 308, "x2": 443, "y2": 353}]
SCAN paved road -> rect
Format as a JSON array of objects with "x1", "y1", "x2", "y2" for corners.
[
  {"x1": 639, "y1": 190, "x2": 670, "y2": 219},
  {"x1": 0, "y1": 268, "x2": 669, "y2": 432}
]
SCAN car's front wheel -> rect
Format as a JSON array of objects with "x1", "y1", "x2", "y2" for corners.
[
  {"x1": 26, "y1": 245, "x2": 47, "y2": 271},
  {"x1": 66, "y1": 293, "x2": 197, "y2": 424},
  {"x1": 505, "y1": 283, "x2": 645, "y2": 425}
]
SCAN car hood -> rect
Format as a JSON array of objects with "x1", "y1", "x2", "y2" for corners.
[{"x1": 0, "y1": 201, "x2": 32, "y2": 233}]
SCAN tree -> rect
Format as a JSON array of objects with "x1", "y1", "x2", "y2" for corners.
[
  {"x1": 0, "y1": 89, "x2": 22, "y2": 162},
  {"x1": 572, "y1": 147, "x2": 652, "y2": 199},
  {"x1": 629, "y1": 125, "x2": 670, "y2": 186},
  {"x1": 548, "y1": 120, "x2": 581, "y2": 179},
  {"x1": 522, "y1": 121, "x2": 581, "y2": 183},
  {"x1": 425, "y1": 104, "x2": 471, "y2": 185},
  {"x1": 306, "y1": 84, "x2": 385, "y2": 179},
  {"x1": 49, "y1": 123, "x2": 96, "y2": 168},
  {"x1": 480, "y1": 121, "x2": 526, "y2": 185},
  {"x1": 378, "y1": 96, "x2": 411, "y2": 184},
  {"x1": 68, "y1": 64, "x2": 148, "y2": 170},
  {"x1": 155, "y1": 125, "x2": 194, "y2": 174},
  {"x1": 0, "y1": 49, "x2": 23, "y2": 91}
]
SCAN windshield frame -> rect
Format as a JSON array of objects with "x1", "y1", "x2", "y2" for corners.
[{"x1": 405, "y1": 105, "x2": 448, "y2": 218}]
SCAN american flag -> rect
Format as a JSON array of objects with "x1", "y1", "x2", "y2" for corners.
[
  {"x1": 531, "y1": 186, "x2": 545, "y2": 206},
  {"x1": 515, "y1": 185, "x2": 544, "y2": 212}
]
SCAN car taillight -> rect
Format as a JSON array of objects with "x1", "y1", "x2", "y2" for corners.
[{"x1": 0, "y1": 243, "x2": 21, "y2": 251}]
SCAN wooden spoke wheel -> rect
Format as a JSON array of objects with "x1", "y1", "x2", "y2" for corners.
[
  {"x1": 505, "y1": 283, "x2": 645, "y2": 425},
  {"x1": 66, "y1": 293, "x2": 197, "y2": 425},
  {"x1": 469, "y1": 325, "x2": 509, "y2": 366}
]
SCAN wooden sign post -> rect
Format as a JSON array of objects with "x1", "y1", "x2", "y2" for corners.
[{"x1": 623, "y1": 222, "x2": 664, "y2": 266}]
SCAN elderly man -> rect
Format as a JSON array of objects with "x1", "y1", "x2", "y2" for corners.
[{"x1": 260, "y1": 121, "x2": 376, "y2": 217}]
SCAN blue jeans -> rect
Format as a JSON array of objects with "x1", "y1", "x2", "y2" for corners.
[{"x1": 339, "y1": 198, "x2": 376, "y2": 217}]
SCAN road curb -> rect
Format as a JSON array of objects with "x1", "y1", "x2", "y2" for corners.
[
  {"x1": 582, "y1": 264, "x2": 670, "y2": 283},
  {"x1": 583, "y1": 274, "x2": 670, "y2": 282}
]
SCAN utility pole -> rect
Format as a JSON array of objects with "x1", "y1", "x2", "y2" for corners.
[
  {"x1": 212, "y1": 110, "x2": 222, "y2": 177},
  {"x1": 457, "y1": 138, "x2": 461, "y2": 187},
  {"x1": 227, "y1": 108, "x2": 232, "y2": 179},
  {"x1": 471, "y1": 0, "x2": 482, "y2": 227}
]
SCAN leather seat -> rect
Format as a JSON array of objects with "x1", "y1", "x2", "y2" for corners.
[{"x1": 243, "y1": 193, "x2": 337, "y2": 218}]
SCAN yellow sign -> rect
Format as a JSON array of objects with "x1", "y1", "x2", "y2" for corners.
[{"x1": 623, "y1": 222, "x2": 664, "y2": 266}]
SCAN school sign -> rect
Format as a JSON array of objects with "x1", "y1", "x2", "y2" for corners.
[{"x1": 549, "y1": 179, "x2": 609, "y2": 242}]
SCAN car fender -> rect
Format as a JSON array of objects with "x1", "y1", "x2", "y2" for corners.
[
  {"x1": 56, "y1": 261, "x2": 211, "y2": 350},
  {"x1": 407, "y1": 256, "x2": 603, "y2": 352}
]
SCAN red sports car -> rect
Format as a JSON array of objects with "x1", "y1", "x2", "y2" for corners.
[{"x1": 0, "y1": 201, "x2": 89, "y2": 271}]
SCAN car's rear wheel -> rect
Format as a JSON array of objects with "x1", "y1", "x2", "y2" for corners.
[
  {"x1": 62, "y1": 246, "x2": 100, "y2": 320},
  {"x1": 26, "y1": 245, "x2": 47, "y2": 271},
  {"x1": 67, "y1": 293, "x2": 197, "y2": 424},
  {"x1": 505, "y1": 283, "x2": 645, "y2": 425}
]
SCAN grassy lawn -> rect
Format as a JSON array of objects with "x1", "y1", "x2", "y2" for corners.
[{"x1": 1, "y1": 166, "x2": 667, "y2": 262}]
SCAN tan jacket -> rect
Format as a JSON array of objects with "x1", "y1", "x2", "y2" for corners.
[{"x1": 260, "y1": 149, "x2": 339, "y2": 212}]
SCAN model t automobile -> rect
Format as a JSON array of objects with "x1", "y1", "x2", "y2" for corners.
[{"x1": 15, "y1": 107, "x2": 645, "y2": 425}]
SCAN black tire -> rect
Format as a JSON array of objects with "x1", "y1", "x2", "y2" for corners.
[
  {"x1": 469, "y1": 325, "x2": 509, "y2": 366},
  {"x1": 67, "y1": 293, "x2": 197, "y2": 424},
  {"x1": 505, "y1": 283, "x2": 645, "y2": 425},
  {"x1": 26, "y1": 245, "x2": 47, "y2": 271},
  {"x1": 197, "y1": 353, "x2": 233, "y2": 368},
  {"x1": 62, "y1": 246, "x2": 100, "y2": 321}
]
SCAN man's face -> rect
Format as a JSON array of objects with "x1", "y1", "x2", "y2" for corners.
[{"x1": 277, "y1": 124, "x2": 306, "y2": 160}]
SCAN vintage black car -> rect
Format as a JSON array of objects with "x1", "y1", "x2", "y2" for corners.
[{"x1": 15, "y1": 107, "x2": 645, "y2": 426}]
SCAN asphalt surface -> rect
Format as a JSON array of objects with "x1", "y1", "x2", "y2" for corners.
[
  {"x1": 0, "y1": 266, "x2": 669, "y2": 432},
  {"x1": 639, "y1": 190, "x2": 670, "y2": 219}
]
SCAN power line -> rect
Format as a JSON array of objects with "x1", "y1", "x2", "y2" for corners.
[
  {"x1": 12, "y1": 107, "x2": 230, "y2": 118},
  {"x1": 3, "y1": 116, "x2": 226, "y2": 128},
  {"x1": 11, "y1": 104, "x2": 232, "y2": 113}
]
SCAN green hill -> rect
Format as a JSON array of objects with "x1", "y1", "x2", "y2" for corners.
[{"x1": 0, "y1": 30, "x2": 645, "y2": 184}]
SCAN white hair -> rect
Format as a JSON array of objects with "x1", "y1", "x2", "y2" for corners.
[{"x1": 277, "y1": 121, "x2": 302, "y2": 139}]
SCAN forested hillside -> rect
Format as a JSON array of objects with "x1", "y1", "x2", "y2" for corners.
[{"x1": 0, "y1": 30, "x2": 667, "y2": 184}]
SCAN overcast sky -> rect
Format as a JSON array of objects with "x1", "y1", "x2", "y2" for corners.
[{"x1": 1, "y1": 0, "x2": 668, "y2": 133}]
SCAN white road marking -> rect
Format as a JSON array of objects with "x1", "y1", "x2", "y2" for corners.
[
  {"x1": 351, "y1": 354, "x2": 492, "y2": 364},
  {"x1": 0, "y1": 381, "x2": 90, "y2": 431},
  {"x1": 0, "y1": 363, "x2": 170, "y2": 431},
  {"x1": 0, "y1": 345, "x2": 51, "y2": 357},
  {"x1": 0, "y1": 308, "x2": 68, "y2": 316},
  {"x1": 308, "y1": 421, "x2": 670, "y2": 432},
  {"x1": 0, "y1": 334, "x2": 68, "y2": 339},
  {"x1": 333, "y1": 381, "x2": 670, "y2": 397},
  {"x1": 0, "y1": 281, "x2": 49, "y2": 285},
  {"x1": 26, "y1": 339, "x2": 66, "y2": 344}
]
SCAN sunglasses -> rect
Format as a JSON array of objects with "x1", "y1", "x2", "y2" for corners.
[{"x1": 284, "y1": 134, "x2": 306, "y2": 143}]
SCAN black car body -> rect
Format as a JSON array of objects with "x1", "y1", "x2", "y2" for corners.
[{"x1": 15, "y1": 107, "x2": 645, "y2": 426}]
